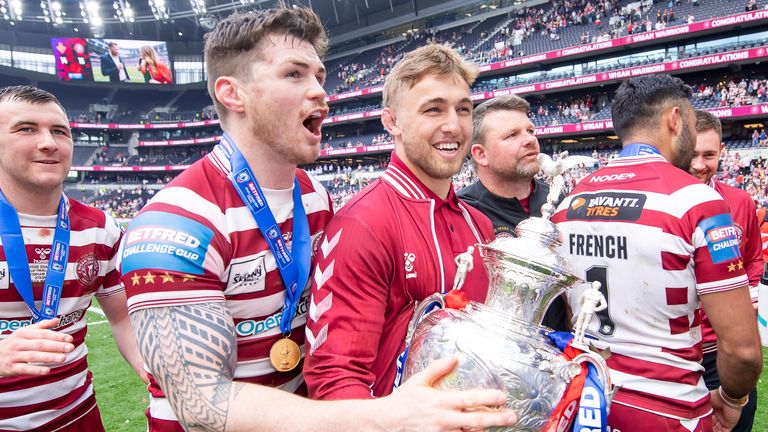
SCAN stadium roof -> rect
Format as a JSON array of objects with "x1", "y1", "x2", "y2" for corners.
[{"x1": 0, "y1": 0, "x2": 508, "y2": 43}]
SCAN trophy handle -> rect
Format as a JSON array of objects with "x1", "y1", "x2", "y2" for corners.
[
  {"x1": 571, "y1": 352, "x2": 617, "y2": 409},
  {"x1": 404, "y1": 293, "x2": 445, "y2": 347}
]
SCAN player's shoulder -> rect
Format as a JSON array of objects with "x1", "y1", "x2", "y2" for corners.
[
  {"x1": 715, "y1": 181, "x2": 754, "y2": 204},
  {"x1": 67, "y1": 197, "x2": 121, "y2": 233}
]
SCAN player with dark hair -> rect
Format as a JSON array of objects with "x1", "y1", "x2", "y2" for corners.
[
  {"x1": 553, "y1": 74, "x2": 762, "y2": 431},
  {"x1": 0, "y1": 85, "x2": 146, "y2": 431},
  {"x1": 119, "y1": 7, "x2": 516, "y2": 432}
]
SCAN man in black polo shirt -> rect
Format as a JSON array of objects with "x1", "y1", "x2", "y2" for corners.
[{"x1": 459, "y1": 94, "x2": 568, "y2": 330}]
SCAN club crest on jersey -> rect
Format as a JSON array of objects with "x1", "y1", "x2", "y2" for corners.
[
  {"x1": 565, "y1": 192, "x2": 645, "y2": 221},
  {"x1": 311, "y1": 230, "x2": 325, "y2": 258},
  {"x1": 75, "y1": 253, "x2": 100, "y2": 288},
  {"x1": 733, "y1": 223, "x2": 744, "y2": 246},
  {"x1": 494, "y1": 226, "x2": 515, "y2": 239},
  {"x1": 699, "y1": 213, "x2": 742, "y2": 264}
]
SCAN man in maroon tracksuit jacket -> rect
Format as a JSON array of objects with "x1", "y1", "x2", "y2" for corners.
[
  {"x1": 303, "y1": 44, "x2": 495, "y2": 399},
  {"x1": 690, "y1": 109, "x2": 761, "y2": 431}
]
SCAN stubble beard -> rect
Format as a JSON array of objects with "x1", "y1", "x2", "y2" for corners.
[
  {"x1": 249, "y1": 105, "x2": 316, "y2": 166},
  {"x1": 493, "y1": 159, "x2": 540, "y2": 182},
  {"x1": 671, "y1": 119, "x2": 695, "y2": 172},
  {"x1": 403, "y1": 138, "x2": 467, "y2": 180}
]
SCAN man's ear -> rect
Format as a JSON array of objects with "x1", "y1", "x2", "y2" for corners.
[
  {"x1": 214, "y1": 76, "x2": 245, "y2": 115},
  {"x1": 381, "y1": 107, "x2": 401, "y2": 138},
  {"x1": 470, "y1": 143, "x2": 489, "y2": 168}
]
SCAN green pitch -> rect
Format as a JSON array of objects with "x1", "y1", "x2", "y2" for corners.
[
  {"x1": 85, "y1": 310, "x2": 146, "y2": 432},
  {"x1": 85, "y1": 309, "x2": 768, "y2": 431}
]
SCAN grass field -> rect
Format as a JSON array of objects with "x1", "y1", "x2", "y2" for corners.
[
  {"x1": 85, "y1": 310, "x2": 147, "y2": 432},
  {"x1": 85, "y1": 309, "x2": 768, "y2": 431}
]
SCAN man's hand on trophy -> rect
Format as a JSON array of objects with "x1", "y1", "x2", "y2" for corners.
[{"x1": 380, "y1": 357, "x2": 517, "y2": 432}]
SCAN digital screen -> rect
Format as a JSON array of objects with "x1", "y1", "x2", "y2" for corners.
[
  {"x1": 87, "y1": 38, "x2": 173, "y2": 84},
  {"x1": 51, "y1": 37, "x2": 93, "y2": 81}
]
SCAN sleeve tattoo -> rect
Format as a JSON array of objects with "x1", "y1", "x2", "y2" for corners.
[{"x1": 130, "y1": 302, "x2": 242, "y2": 432}]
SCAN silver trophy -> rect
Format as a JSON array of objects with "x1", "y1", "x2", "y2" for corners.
[{"x1": 402, "y1": 152, "x2": 613, "y2": 432}]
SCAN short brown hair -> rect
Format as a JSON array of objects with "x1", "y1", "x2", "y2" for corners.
[
  {"x1": 472, "y1": 95, "x2": 530, "y2": 145},
  {"x1": 204, "y1": 6, "x2": 328, "y2": 117},
  {"x1": 695, "y1": 109, "x2": 722, "y2": 141},
  {"x1": 382, "y1": 44, "x2": 478, "y2": 109},
  {"x1": 0, "y1": 85, "x2": 66, "y2": 114}
]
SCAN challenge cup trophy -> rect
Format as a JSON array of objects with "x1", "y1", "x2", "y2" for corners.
[{"x1": 401, "y1": 152, "x2": 614, "y2": 432}]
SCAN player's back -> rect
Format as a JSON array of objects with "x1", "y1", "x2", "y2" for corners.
[{"x1": 552, "y1": 152, "x2": 744, "y2": 419}]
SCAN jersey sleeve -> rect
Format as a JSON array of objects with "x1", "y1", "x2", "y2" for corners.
[
  {"x1": 303, "y1": 214, "x2": 393, "y2": 400},
  {"x1": 689, "y1": 200, "x2": 748, "y2": 295},
  {"x1": 96, "y1": 212, "x2": 126, "y2": 298},
  {"x1": 741, "y1": 198, "x2": 762, "y2": 296},
  {"x1": 118, "y1": 207, "x2": 229, "y2": 313}
]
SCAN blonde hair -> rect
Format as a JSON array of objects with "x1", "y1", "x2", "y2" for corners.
[
  {"x1": 382, "y1": 44, "x2": 478, "y2": 109},
  {"x1": 140, "y1": 46, "x2": 161, "y2": 67}
]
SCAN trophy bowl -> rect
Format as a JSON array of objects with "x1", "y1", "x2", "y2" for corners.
[
  {"x1": 401, "y1": 153, "x2": 612, "y2": 431},
  {"x1": 403, "y1": 300, "x2": 576, "y2": 432}
]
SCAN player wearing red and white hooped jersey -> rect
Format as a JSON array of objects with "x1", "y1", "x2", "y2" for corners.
[
  {"x1": 0, "y1": 85, "x2": 145, "y2": 432},
  {"x1": 0, "y1": 199, "x2": 125, "y2": 432},
  {"x1": 552, "y1": 75, "x2": 761, "y2": 432},
  {"x1": 119, "y1": 147, "x2": 333, "y2": 432},
  {"x1": 555, "y1": 152, "x2": 743, "y2": 418},
  {"x1": 690, "y1": 109, "x2": 761, "y2": 432}
]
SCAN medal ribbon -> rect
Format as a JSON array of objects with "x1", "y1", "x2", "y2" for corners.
[
  {"x1": 218, "y1": 134, "x2": 310, "y2": 336},
  {"x1": 619, "y1": 143, "x2": 661, "y2": 158},
  {"x1": 0, "y1": 190, "x2": 70, "y2": 322},
  {"x1": 545, "y1": 331, "x2": 609, "y2": 432}
]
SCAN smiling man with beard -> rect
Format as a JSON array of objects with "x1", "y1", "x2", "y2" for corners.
[
  {"x1": 552, "y1": 74, "x2": 762, "y2": 431},
  {"x1": 458, "y1": 94, "x2": 569, "y2": 331},
  {"x1": 303, "y1": 44, "x2": 497, "y2": 400}
]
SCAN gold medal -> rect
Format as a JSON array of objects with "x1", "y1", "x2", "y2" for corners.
[{"x1": 269, "y1": 337, "x2": 301, "y2": 372}]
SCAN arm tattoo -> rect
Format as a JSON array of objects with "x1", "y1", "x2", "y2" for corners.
[{"x1": 130, "y1": 303, "x2": 237, "y2": 432}]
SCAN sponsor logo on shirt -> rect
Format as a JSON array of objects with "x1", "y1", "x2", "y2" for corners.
[
  {"x1": 588, "y1": 172, "x2": 637, "y2": 183},
  {"x1": 0, "y1": 319, "x2": 33, "y2": 333},
  {"x1": 0, "y1": 262, "x2": 8, "y2": 289},
  {"x1": 227, "y1": 256, "x2": 267, "y2": 291},
  {"x1": 121, "y1": 211, "x2": 214, "y2": 275},
  {"x1": 34, "y1": 247, "x2": 51, "y2": 259},
  {"x1": 566, "y1": 192, "x2": 646, "y2": 221},
  {"x1": 235, "y1": 296, "x2": 310, "y2": 337},
  {"x1": 699, "y1": 213, "x2": 742, "y2": 264},
  {"x1": 56, "y1": 308, "x2": 86, "y2": 328},
  {"x1": 0, "y1": 308, "x2": 87, "y2": 333}
]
